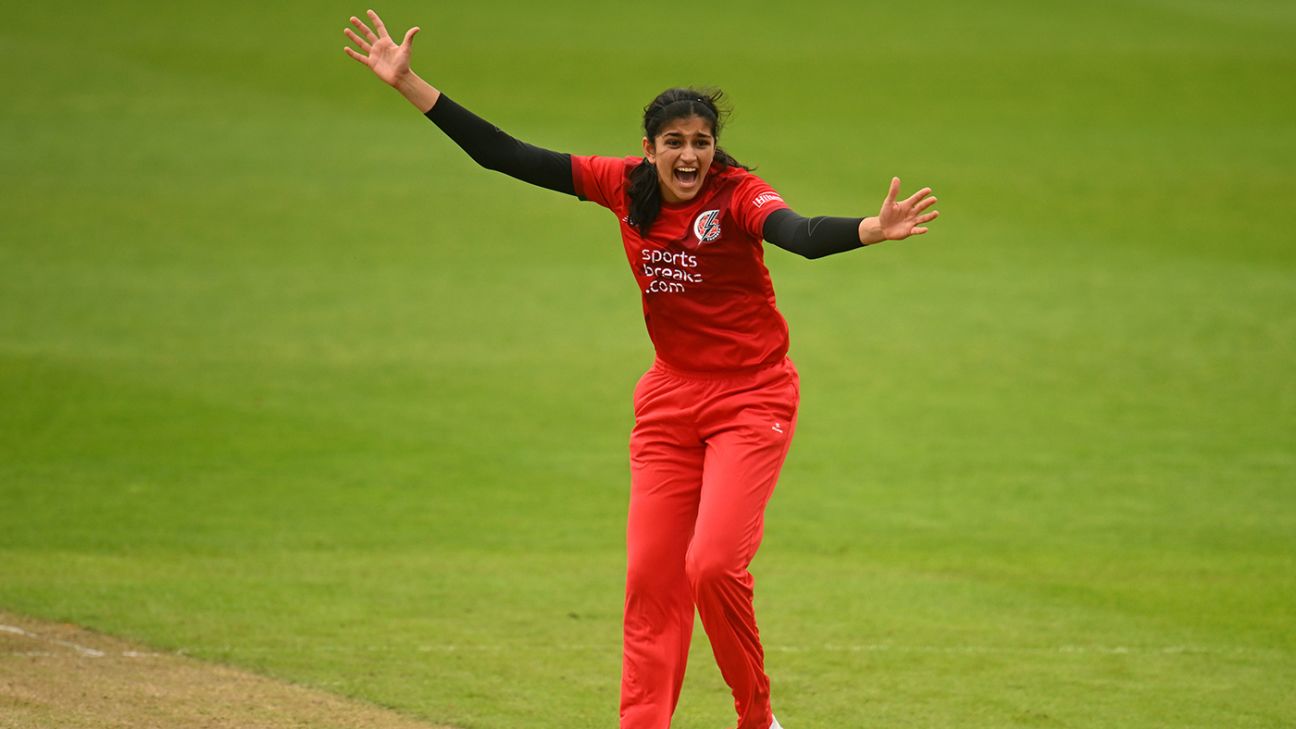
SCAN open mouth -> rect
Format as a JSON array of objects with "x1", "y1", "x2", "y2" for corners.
[{"x1": 673, "y1": 167, "x2": 700, "y2": 187}]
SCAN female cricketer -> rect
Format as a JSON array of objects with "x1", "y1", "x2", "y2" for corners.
[{"x1": 344, "y1": 10, "x2": 939, "y2": 729}]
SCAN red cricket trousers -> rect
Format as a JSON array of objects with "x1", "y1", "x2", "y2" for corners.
[{"x1": 620, "y1": 356, "x2": 799, "y2": 729}]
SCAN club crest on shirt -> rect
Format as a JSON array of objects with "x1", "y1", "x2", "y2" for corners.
[{"x1": 693, "y1": 210, "x2": 722, "y2": 244}]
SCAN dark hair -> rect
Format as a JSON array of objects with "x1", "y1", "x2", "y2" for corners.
[{"x1": 627, "y1": 87, "x2": 749, "y2": 234}]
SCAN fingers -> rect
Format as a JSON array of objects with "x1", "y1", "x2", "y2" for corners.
[
  {"x1": 350, "y1": 15, "x2": 377, "y2": 43},
  {"x1": 879, "y1": 177, "x2": 941, "y2": 239},
  {"x1": 402, "y1": 26, "x2": 420, "y2": 48},
  {"x1": 903, "y1": 186, "x2": 933, "y2": 207},
  {"x1": 343, "y1": 27, "x2": 372, "y2": 53},
  {"x1": 368, "y1": 8, "x2": 390, "y2": 39},
  {"x1": 342, "y1": 46, "x2": 369, "y2": 65}
]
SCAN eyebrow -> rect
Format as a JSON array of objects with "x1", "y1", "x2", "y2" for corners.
[{"x1": 661, "y1": 131, "x2": 714, "y2": 139}]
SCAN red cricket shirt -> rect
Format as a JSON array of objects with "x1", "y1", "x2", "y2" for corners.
[{"x1": 572, "y1": 155, "x2": 792, "y2": 373}]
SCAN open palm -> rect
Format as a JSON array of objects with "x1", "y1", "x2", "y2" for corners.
[
  {"x1": 878, "y1": 177, "x2": 939, "y2": 240},
  {"x1": 343, "y1": 10, "x2": 419, "y2": 87}
]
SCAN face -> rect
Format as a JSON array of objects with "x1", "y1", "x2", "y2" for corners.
[{"x1": 642, "y1": 115, "x2": 716, "y2": 204}]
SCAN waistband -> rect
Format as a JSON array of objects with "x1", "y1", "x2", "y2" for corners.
[{"x1": 650, "y1": 355, "x2": 792, "y2": 382}]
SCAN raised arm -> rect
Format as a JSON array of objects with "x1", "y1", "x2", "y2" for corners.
[
  {"x1": 343, "y1": 10, "x2": 575, "y2": 196},
  {"x1": 764, "y1": 177, "x2": 940, "y2": 259}
]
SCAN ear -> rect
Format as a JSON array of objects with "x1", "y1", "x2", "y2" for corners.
[{"x1": 642, "y1": 136, "x2": 654, "y2": 164}]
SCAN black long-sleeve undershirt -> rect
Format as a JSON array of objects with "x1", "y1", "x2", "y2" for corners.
[
  {"x1": 424, "y1": 93, "x2": 576, "y2": 195},
  {"x1": 424, "y1": 94, "x2": 864, "y2": 259},
  {"x1": 762, "y1": 209, "x2": 865, "y2": 259}
]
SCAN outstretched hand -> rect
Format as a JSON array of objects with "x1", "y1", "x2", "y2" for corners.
[
  {"x1": 343, "y1": 9, "x2": 420, "y2": 88},
  {"x1": 876, "y1": 177, "x2": 940, "y2": 241}
]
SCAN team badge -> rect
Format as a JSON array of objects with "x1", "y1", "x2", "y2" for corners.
[{"x1": 693, "y1": 210, "x2": 722, "y2": 244}]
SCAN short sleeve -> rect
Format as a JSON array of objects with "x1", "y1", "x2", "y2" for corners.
[
  {"x1": 572, "y1": 155, "x2": 634, "y2": 212},
  {"x1": 730, "y1": 172, "x2": 791, "y2": 241}
]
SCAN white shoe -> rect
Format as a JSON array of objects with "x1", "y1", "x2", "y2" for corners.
[{"x1": 770, "y1": 717, "x2": 783, "y2": 729}]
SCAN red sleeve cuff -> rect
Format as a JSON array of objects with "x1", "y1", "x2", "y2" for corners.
[
  {"x1": 747, "y1": 199, "x2": 790, "y2": 240},
  {"x1": 571, "y1": 155, "x2": 589, "y2": 201}
]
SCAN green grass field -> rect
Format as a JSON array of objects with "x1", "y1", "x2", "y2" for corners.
[{"x1": 2, "y1": 1, "x2": 1294, "y2": 727}]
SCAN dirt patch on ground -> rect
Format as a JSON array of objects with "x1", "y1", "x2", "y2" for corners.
[{"x1": 0, "y1": 611, "x2": 453, "y2": 729}]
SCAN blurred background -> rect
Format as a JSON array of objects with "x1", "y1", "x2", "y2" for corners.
[{"x1": 2, "y1": 1, "x2": 1293, "y2": 727}]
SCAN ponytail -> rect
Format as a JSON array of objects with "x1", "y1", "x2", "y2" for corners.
[{"x1": 627, "y1": 159, "x2": 661, "y2": 234}]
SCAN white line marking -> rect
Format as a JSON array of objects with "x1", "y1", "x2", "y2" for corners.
[
  {"x1": 413, "y1": 642, "x2": 1263, "y2": 656},
  {"x1": 768, "y1": 643, "x2": 1258, "y2": 656},
  {"x1": 0, "y1": 623, "x2": 106, "y2": 657},
  {"x1": 3, "y1": 622, "x2": 1264, "y2": 660},
  {"x1": 49, "y1": 639, "x2": 104, "y2": 657}
]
